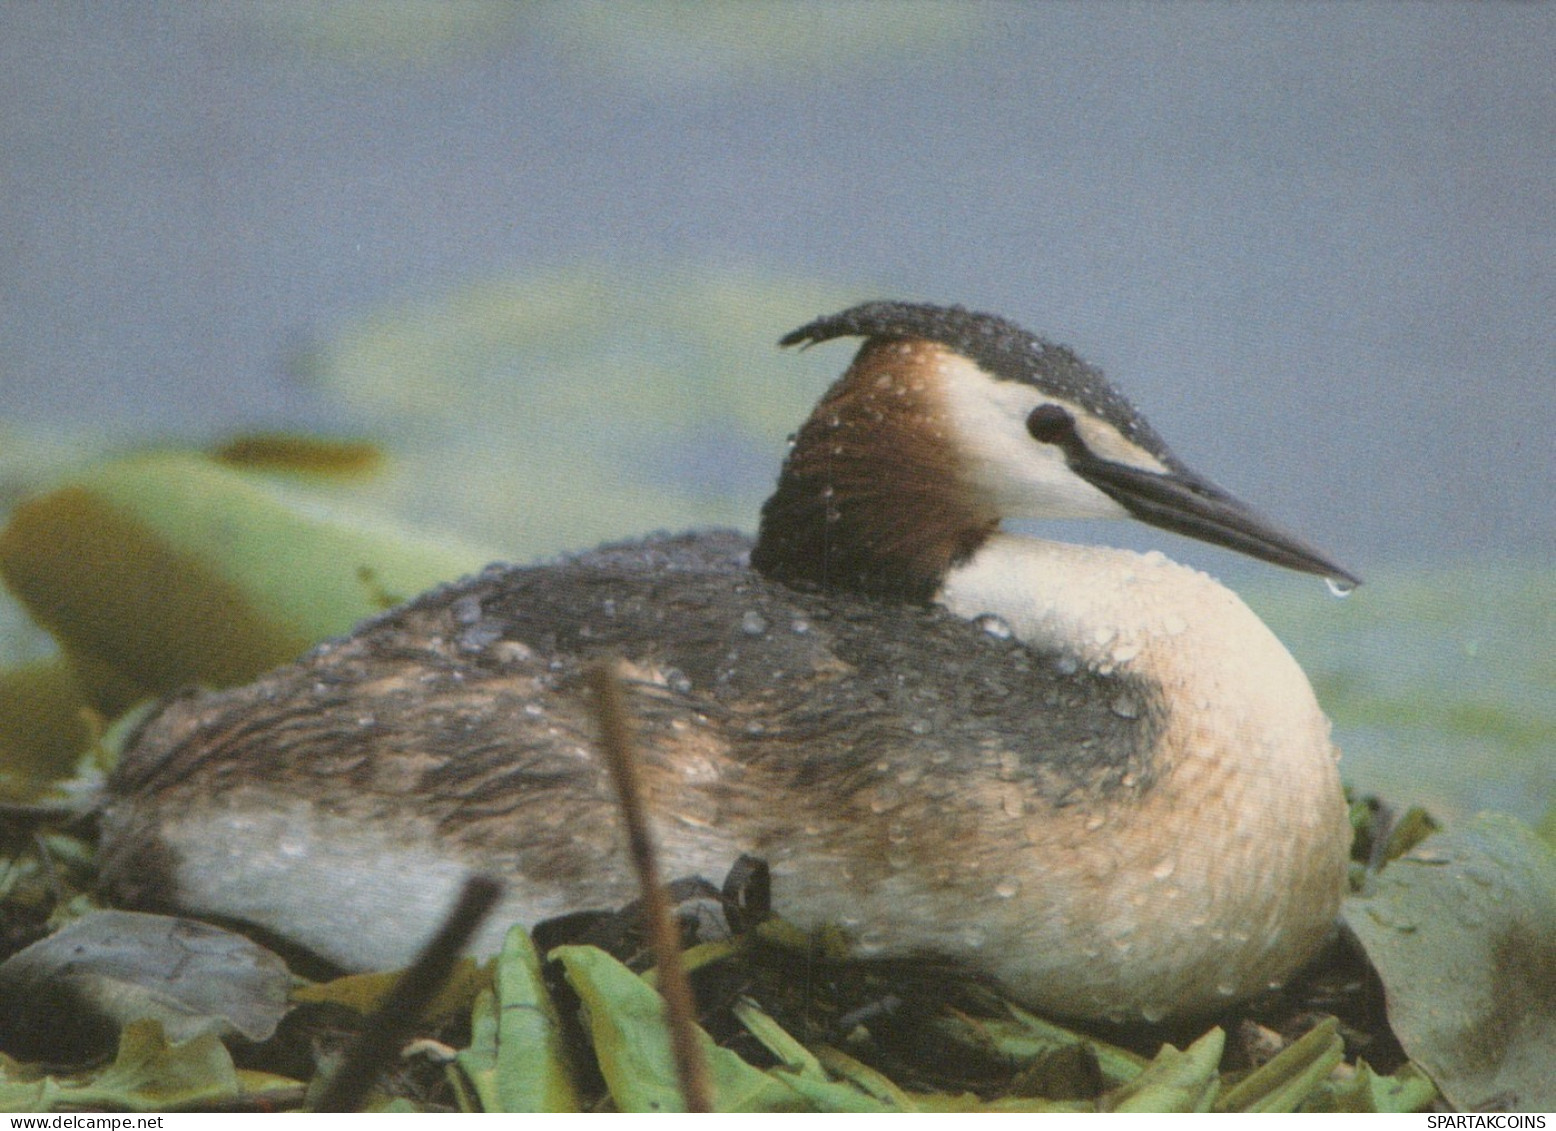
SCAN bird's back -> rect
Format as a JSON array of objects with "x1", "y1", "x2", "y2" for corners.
[{"x1": 100, "y1": 529, "x2": 1164, "y2": 976}]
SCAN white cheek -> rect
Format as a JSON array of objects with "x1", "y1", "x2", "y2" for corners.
[
  {"x1": 985, "y1": 440, "x2": 1130, "y2": 518},
  {"x1": 935, "y1": 356, "x2": 1132, "y2": 520},
  {"x1": 1073, "y1": 415, "x2": 1170, "y2": 471}
]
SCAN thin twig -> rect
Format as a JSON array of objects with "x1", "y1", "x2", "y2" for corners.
[
  {"x1": 312, "y1": 874, "x2": 503, "y2": 1113},
  {"x1": 587, "y1": 660, "x2": 714, "y2": 1114}
]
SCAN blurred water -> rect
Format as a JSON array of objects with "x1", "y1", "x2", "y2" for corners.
[
  {"x1": 0, "y1": 5, "x2": 1549, "y2": 828},
  {"x1": 2, "y1": 3, "x2": 1552, "y2": 568},
  {"x1": 1245, "y1": 564, "x2": 1554, "y2": 827}
]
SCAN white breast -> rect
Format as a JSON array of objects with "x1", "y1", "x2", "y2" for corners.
[
  {"x1": 935, "y1": 533, "x2": 1350, "y2": 1018},
  {"x1": 938, "y1": 533, "x2": 1329, "y2": 752}
]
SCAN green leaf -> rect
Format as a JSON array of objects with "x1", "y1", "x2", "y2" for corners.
[
  {"x1": 932, "y1": 1001, "x2": 1146, "y2": 1089},
  {"x1": 910, "y1": 1091, "x2": 1092, "y2": 1113},
  {"x1": 1342, "y1": 813, "x2": 1556, "y2": 1112},
  {"x1": 0, "y1": 657, "x2": 97, "y2": 802},
  {"x1": 553, "y1": 944, "x2": 803, "y2": 1112},
  {"x1": 728, "y1": 997, "x2": 900, "y2": 1112},
  {"x1": 454, "y1": 927, "x2": 578, "y2": 1112},
  {"x1": 0, "y1": 1019, "x2": 298, "y2": 1112},
  {"x1": 1216, "y1": 1017, "x2": 1344, "y2": 1112},
  {"x1": 1101, "y1": 1028, "x2": 1223, "y2": 1113},
  {"x1": 768, "y1": 1067, "x2": 896, "y2": 1113},
  {"x1": 0, "y1": 453, "x2": 495, "y2": 714},
  {"x1": 1308, "y1": 1059, "x2": 1438, "y2": 1113},
  {"x1": 81, "y1": 1022, "x2": 240, "y2": 1109},
  {"x1": 0, "y1": 1053, "x2": 50, "y2": 1111},
  {"x1": 1381, "y1": 807, "x2": 1442, "y2": 866},
  {"x1": 293, "y1": 957, "x2": 487, "y2": 1024},
  {"x1": 729, "y1": 996, "x2": 826, "y2": 1079},
  {"x1": 210, "y1": 433, "x2": 385, "y2": 478},
  {"x1": 812, "y1": 1044, "x2": 916, "y2": 1110}
]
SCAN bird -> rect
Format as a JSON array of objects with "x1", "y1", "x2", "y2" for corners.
[{"x1": 97, "y1": 300, "x2": 1359, "y2": 1024}]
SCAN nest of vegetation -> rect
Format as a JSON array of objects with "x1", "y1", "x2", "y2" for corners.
[{"x1": 0, "y1": 788, "x2": 1462, "y2": 1113}]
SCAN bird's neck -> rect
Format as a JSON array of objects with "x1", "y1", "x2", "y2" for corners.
[
  {"x1": 937, "y1": 532, "x2": 1328, "y2": 755},
  {"x1": 751, "y1": 339, "x2": 998, "y2": 601}
]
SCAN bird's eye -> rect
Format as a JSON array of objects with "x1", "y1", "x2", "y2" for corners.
[{"x1": 1026, "y1": 404, "x2": 1075, "y2": 444}]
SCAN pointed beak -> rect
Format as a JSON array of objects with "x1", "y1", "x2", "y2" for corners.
[{"x1": 1072, "y1": 455, "x2": 1362, "y2": 588}]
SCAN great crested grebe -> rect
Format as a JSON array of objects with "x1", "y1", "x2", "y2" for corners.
[{"x1": 98, "y1": 301, "x2": 1359, "y2": 1023}]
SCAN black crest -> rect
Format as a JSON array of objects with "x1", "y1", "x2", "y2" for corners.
[{"x1": 783, "y1": 301, "x2": 1178, "y2": 466}]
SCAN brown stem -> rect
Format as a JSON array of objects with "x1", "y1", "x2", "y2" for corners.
[{"x1": 587, "y1": 660, "x2": 714, "y2": 1114}]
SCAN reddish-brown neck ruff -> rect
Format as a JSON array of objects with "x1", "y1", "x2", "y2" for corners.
[{"x1": 752, "y1": 338, "x2": 998, "y2": 601}]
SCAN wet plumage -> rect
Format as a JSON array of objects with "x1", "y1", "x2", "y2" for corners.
[{"x1": 100, "y1": 302, "x2": 1356, "y2": 1021}]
